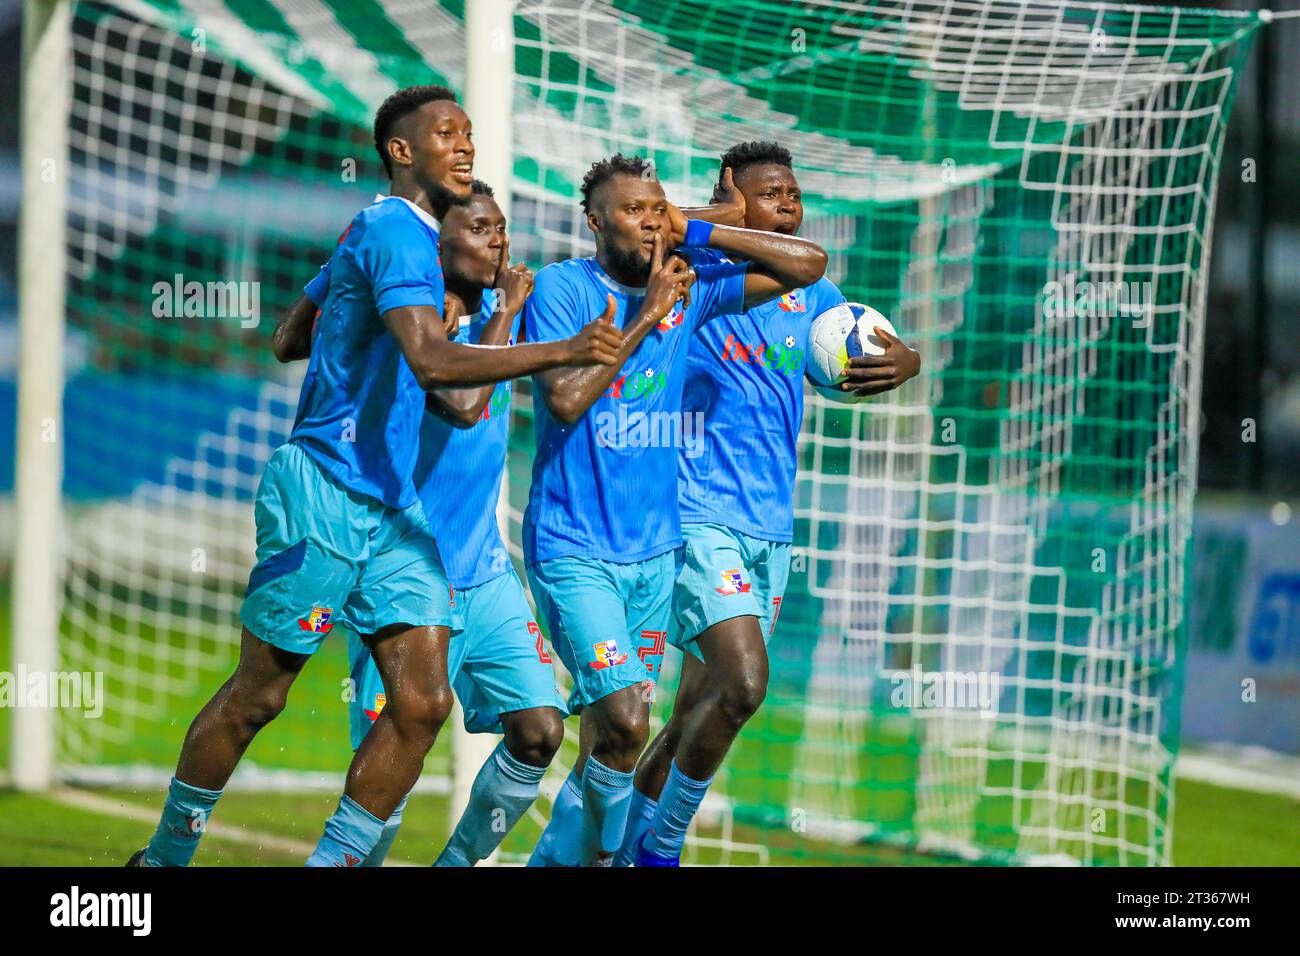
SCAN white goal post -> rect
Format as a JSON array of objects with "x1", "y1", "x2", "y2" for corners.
[{"x1": 11, "y1": 0, "x2": 71, "y2": 793}]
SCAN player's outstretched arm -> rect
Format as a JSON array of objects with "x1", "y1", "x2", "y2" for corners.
[
  {"x1": 535, "y1": 235, "x2": 695, "y2": 426},
  {"x1": 426, "y1": 256, "x2": 534, "y2": 428},
  {"x1": 383, "y1": 298, "x2": 620, "y2": 392},
  {"x1": 693, "y1": 221, "x2": 826, "y2": 311},
  {"x1": 271, "y1": 294, "x2": 316, "y2": 363}
]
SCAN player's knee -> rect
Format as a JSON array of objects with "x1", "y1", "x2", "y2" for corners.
[
  {"x1": 716, "y1": 668, "x2": 767, "y2": 728},
  {"x1": 504, "y1": 709, "x2": 565, "y2": 767},
  {"x1": 392, "y1": 683, "x2": 454, "y2": 740},
  {"x1": 597, "y1": 699, "x2": 650, "y2": 758},
  {"x1": 228, "y1": 681, "x2": 289, "y2": 734}
]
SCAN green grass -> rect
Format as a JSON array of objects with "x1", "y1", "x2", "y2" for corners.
[
  {"x1": 0, "y1": 777, "x2": 1294, "y2": 866},
  {"x1": 3, "y1": 578, "x2": 1297, "y2": 867},
  {"x1": 1171, "y1": 779, "x2": 1300, "y2": 867}
]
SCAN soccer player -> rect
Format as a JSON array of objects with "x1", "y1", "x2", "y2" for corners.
[
  {"x1": 286, "y1": 181, "x2": 568, "y2": 866},
  {"x1": 616, "y1": 141, "x2": 922, "y2": 865},
  {"x1": 128, "y1": 86, "x2": 620, "y2": 868},
  {"x1": 523, "y1": 154, "x2": 830, "y2": 866}
]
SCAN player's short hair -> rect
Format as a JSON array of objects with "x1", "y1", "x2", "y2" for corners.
[
  {"x1": 718, "y1": 140, "x2": 793, "y2": 187},
  {"x1": 580, "y1": 153, "x2": 655, "y2": 214},
  {"x1": 373, "y1": 84, "x2": 459, "y2": 176},
  {"x1": 471, "y1": 179, "x2": 495, "y2": 198}
]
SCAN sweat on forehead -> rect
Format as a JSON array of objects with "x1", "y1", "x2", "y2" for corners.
[{"x1": 591, "y1": 172, "x2": 665, "y2": 215}]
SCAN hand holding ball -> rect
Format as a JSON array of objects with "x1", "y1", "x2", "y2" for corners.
[{"x1": 806, "y1": 303, "x2": 899, "y2": 404}]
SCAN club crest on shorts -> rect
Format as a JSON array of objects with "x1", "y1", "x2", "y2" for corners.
[
  {"x1": 298, "y1": 605, "x2": 334, "y2": 633},
  {"x1": 364, "y1": 692, "x2": 387, "y2": 722},
  {"x1": 588, "y1": 639, "x2": 628, "y2": 670},
  {"x1": 715, "y1": 569, "x2": 752, "y2": 596}
]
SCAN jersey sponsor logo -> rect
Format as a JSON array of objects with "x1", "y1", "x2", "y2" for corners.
[
  {"x1": 478, "y1": 384, "x2": 513, "y2": 422},
  {"x1": 588, "y1": 639, "x2": 628, "y2": 670},
  {"x1": 297, "y1": 605, "x2": 334, "y2": 633},
  {"x1": 528, "y1": 621, "x2": 553, "y2": 664},
  {"x1": 777, "y1": 290, "x2": 806, "y2": 312},
  {"x1": 603, "y1": 367, "x2": 667, "y2": 401},
  {"x1": 364, "y1": 692, "x2": 387, "y2": 722},
  {"x1": 656, "y1": 301, "x2": 685, "y2": 332},
  {"x1": 720, "y1": 334, "x2": 804, "y2": 377},
  {"x1": 715, "y1": 569, "x2": 753, "y2": 596}
]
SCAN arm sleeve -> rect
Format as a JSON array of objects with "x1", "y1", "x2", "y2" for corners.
[
  {"x1": 303, "y1": 260, "x2": 332, "y2": 307},
  {"x1": 522, "y1": 266, "x2": 585, "y2": 344},
  {"x1": 352, "y1": 214, "x2": 445, "y2": 316},
  {"x1": 813, "y1": 278, "x2": 848, "y2": 312},
  {"x1": 691, "y1": 256, "x2": 750, "y2": 328}
]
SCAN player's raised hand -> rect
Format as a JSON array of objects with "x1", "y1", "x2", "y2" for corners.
[
  {"x1": 442, "y1": 290, "x2": 465, "y2": 339},
  {"x1": 565, "y1": 294, "x2": 623, "y2": 366},
  {"x1": 498, "y1": 264, "x2": 534, "y2": 317},
  {"x1": 840, "y1": 325, "x2": 921, "y2": 396},
  {"x1": 490, "y1": 236, "x2": 534, "y2": 316},
  {"x1": 665, "y1": 201, "x2": 690, "y2": 247},
  {"x1": 644, "y1": 234, "x2": 695, "y2": 319},
  {"x1": 492, "y1": 234, "x2": 512, "y2": 289},
  {"x1": 712, "y1": 166, "x2": 747, "y2": 225}
]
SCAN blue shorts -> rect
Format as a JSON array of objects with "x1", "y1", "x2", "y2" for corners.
[
  {"x1": 526, "y1": 552, "x2": 678, "y2": 712},
  {"x1": 347, "y1": 569, "x2": 566, "y2": 747},
  {"x1": 239, "y1": 442, "x2": 454, "y2": 656},
  {"x1": 671, "y1": 523, "x2": 791, "y2": 661}
]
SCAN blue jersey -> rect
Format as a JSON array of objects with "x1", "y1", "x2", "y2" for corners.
[
  {"x1": 679, "y1": 257, "x2": 847, "y2": 542},
  {"x1": 290, "y1": 196, "x2": 445, "y2": 509},
  {"x1": 523, "y1": 255, "x2": 748, "y2": 565},
  {"x1": 413, "y1": 288, "x2": 519, "y2": 590}
]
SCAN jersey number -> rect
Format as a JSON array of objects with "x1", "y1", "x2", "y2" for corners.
[{"x1": 528, "y1": 621, "x2": 552, "y2": 664}]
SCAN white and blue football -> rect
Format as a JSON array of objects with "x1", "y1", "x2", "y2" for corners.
[{"x1": 806, "y1": 302, "x2": 898, "y2": 403}]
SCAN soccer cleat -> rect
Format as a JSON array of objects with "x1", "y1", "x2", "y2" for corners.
[
  {"x1": 124, "y1": 848, "x2": 149, "y2": 867},
  {"x1": 633, "y1": 834, "x2": 680, "y2": 868}
]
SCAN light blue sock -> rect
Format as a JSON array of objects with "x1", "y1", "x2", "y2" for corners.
[
  {"x1": 306, "y1": 794, "x2": 385, "y2": 867},
  {"x1": 614, "y1": 786, "x2": 659, "y2": 867},
  {"x1": 361, "y1": 794, "x2": 407, "y2": 867},
  {"x1": 143, "y1": 776, "x2": 224, "y2": 867},
  {"x1": 642, "y1": 760, "x2": 712, "y2": 859},
  {"x1": 435, "y1": 742, "x2": 546, "y2": 867},
  {"x1": 581, "y1": 757, "x2": 635, "y2": 866},
  {"x1": 527, "y1": 768, "x2": 583, "y2": 867}
]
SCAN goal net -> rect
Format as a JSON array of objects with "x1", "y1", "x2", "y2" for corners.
[{"x1": 42, "y1": 0, "x2": 1260, "y2": 865}]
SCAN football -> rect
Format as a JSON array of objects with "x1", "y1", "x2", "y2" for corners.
[{"x1": 806, "y1": 302, "x2": 898, "y2": 403}]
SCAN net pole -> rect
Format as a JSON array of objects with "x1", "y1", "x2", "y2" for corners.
[
  {"x1": 11, "y1": 0, "x2": 71, "y2": 791},
  {"x1": 449, "y1": 0, "x2": 517, "y2": 858}
]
